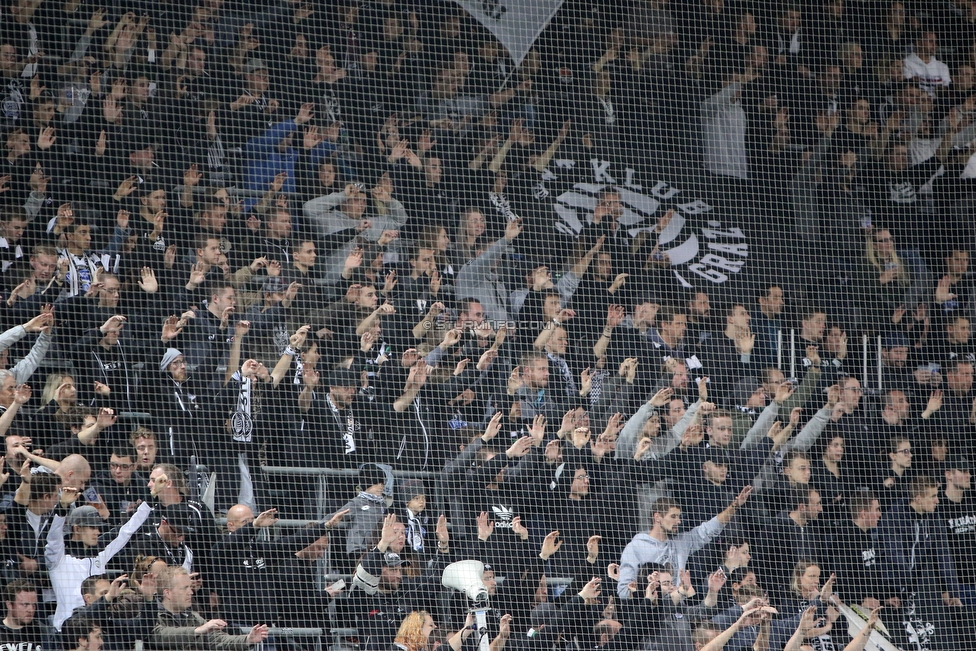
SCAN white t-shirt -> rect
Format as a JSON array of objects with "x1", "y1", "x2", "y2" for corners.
[{"x1": 903, "y1": 53, "x2": 951, "y2": 97}]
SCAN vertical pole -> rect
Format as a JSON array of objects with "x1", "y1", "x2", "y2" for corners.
[
  {"x1": 862, "y1": 335, "x2": 869, "y2": 387},
  {"x1": 777, "y1": 330, "x2": 782, "y2": 370},
  {"x1": 790, "y1": 330, "x2": 796, "y2": 378},
  {"x1": 877, "y1": 335, "x2": 883, "y2": 391}
]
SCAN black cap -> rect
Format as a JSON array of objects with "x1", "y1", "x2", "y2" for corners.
[
  {"x1": 399, "y1": 479, "x2": 426, "y2": 503},
  {"x1": 358, "y1": 463, "x2": 387, "y2": 489},
  {"x1": 882, "y1": 332, "x2": 911, "y2": 349},
  {"x1": 703, "y1": 448, "x2": 730, "y2": 466},
  {"x1": 944, "y1": 455, "x2": 972, "y2": 473},
  {"x1": 328, "y1": 368, "x2": 361, "y2": 388},
  {"x1": 383, "y1": 552, "x2": 404, "y2": 567},
  {"x1": 732, "y1": 376, "x2": 762, "y2": 407}
]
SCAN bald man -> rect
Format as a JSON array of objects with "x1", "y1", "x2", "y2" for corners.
[
  {"x1": 210, "y1": 504, "x2": 347, "y2": 626},
  {"x1": 56, "y1": 455, "x2": 91, "y2": 490},
  {"x1": 225, "y1": 504, "x2": 260, "y2": 533},
  {"x1": 15, "y1": 450, "x2": 92, "y2": 492}
]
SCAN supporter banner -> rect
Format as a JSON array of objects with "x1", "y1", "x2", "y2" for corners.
[
  {"x1": 534, "y1": 157, "x2": 750, "y2": 290},
  {"x1": 836, "y1": 601, "x2": 900, "y2": 651},
  {"x1": 453, "y1": 0, "x2": 564, "y2": 65}
]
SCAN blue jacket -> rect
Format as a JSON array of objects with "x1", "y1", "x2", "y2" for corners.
[{"x1": 244, "y1": 119, "x2": 335, "y2": 209}]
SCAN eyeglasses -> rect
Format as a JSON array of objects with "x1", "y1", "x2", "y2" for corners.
[
  {"x1": 110, "y1": 462, "x2": 134, "y2": 470},
  {"x1": 895, "y1": 448, "x2": 912, "y2": 455}
]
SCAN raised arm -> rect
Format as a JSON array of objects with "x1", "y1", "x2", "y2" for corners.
[
  {"x1": 225, "y1": 320, "x2": 249, "y2": 386},
  {"x1": 701, "y1": 606, "x2": 767, "y2": 651},
  {"x1": 394, "y1": 361, "x2": 428, "y2": 413},
  {"x1": 716, "y1": 486, "x2": 753, "y2": 526},
  {"x1": 96, "y1": 501, "x2": 153, "y2": 566},
  {"x1": 271, "y1": 326, "x2": 308, "y2": 387},
  {"x1": 10, "y1": 311, "x2": 55, "y2": 384},
  {"x1": 0, "y1": 384, "x2": 31, "y2": 439}
]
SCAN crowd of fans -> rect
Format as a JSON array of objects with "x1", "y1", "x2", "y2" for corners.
[{"x1": 1, "y1": 0, "x2": 976, "y2": 650}]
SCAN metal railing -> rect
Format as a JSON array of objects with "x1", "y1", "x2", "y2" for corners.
[
  {"x1": 261, "y1": 465, "x2": 448, "y2": 522},
  {"x1": 781, "y1": 329, "x2": 888, "y2": 391}
]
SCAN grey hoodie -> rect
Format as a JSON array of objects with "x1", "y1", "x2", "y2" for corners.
[
  {"x1": 303, "y1": 190, "x2": 408, "y2": 242},
  {"x1": 617, "y1": 516, "x2": 725, "y2": 598}
]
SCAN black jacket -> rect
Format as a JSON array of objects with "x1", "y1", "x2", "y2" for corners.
[{"x1": 209, "y1": 521, "x2": 330, "y2": 625}]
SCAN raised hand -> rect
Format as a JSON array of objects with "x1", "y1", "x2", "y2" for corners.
[
  {"x1": 506, "y1": 436, "x2": 535, "y2": 459},
  {"x1": 603, "y1": 412, "x2": 624, "y2": 438},
  {"x1": 441, "y1": 327, "x2": 462, "y2": 348},
  {"x1": 37, "y1": 127, "x2": 56, "y2": 150},
  {"x1": 295, "y1": 102, "x2": 315, "y2": 125},
  {"x1": 504, "y1": 218, "x2": 523, "y2": 241},
  {"x1": 606, "y1": 304, "x2": 625, "y2": 327},
  {"x1": 482, "y1": 411, "x2": 503, "y2": 442},
  {"x1": 303, "y1": 125, "x2": 324, "y2": 149},
  {"x1": 23, "y1": 311, "x2": 53, "y2": 333},
  {"x1": 580, "y1": 367, "x2": 593, "y2": 396},
  {"x1": 289, "y1": 325, "x2": 311, "y2": 349},
  {"x1": 697, "y1": 376, "x2": 708, "y2": 401},
  {"x1": 649, "y1": 387, "x2": 673, "y2": 407},
  {"x1": 527, "y1": 414, "x2": 546, "y2": 445},
  {"x1": 476, "y1": 512, "x2": 495, "y2": 541},
  {"x1": 452, "y1": 358, "x2": 470, "y2": 376},
  {"x1": 507, "y1": 366, "x2": 522, "y2": 394},
  {"x1": 732, "y1": 485, "x2": 753, "y2": 508},
  {"x1": 183, "y1": 164, "x2": 202, "y2": 187},
  {"x1": 820, "y1": 573, "x2": 836, "y2": 602},
  {"x1": 541, "y1": 530, "x2": 563, "y2": 559},
  {"x1": 707, "y1": 569, "x2": 727, "y2": 593},
  {"x1": 436, "y1": 514, "x2": 449, "y2": 546},
  {"x1": 498, "y1": 614, "x2": 513, "y2": 638},
  {"x1": 477, "y1": 347, "x2": 498, "y2": 371},
  {"x1": 187, "y1": 261, "x2": 207, "y2": 288},
  {"x1": 936, "y1": 275, "x2": 957, "y2": 304},
  {"x1": 405, "y1": 360, "x2": 429, "y2": 391},
  {"x1": 634, "y1": 436, "x2": 653, "y2": 460},
  {"x1": 586, "y1": 535, "x2": 601, "y2": 561},
  {"x1": 253, "y1": 508, "x2": 279, "y2": 528},
  {"x1": 578, "y1": 576, "x2": 602, "y2": 600},
  {"x1": 12, "y1": 385, "x2": 31, "y2": 405},
  {"x1": 193, "y1": 619, "x2": 227, "y2": 635},
  {"x1": 774, "y1": 380, "x2": 795, "y2": 404},
  {"x1": 161, "y1": 315, "x2": 185, "y2": 342},
  {"x1": 511, "y1": 516, "x2": 529, "y2": 541},
  {"x1": 138, "y1": 267, "x2": 158, "y2": 293},
  {"x1": 618, "y1": 357, "x2": 638, "y2": 382}
]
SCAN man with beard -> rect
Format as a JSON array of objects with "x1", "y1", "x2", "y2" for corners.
[
  {"x1": 351, "y1": 513, "x2": 451, "y2": 651},
  {"x1": 833, "y1": 492, "x2": 898, "y2": 612},
  {"x1": 0, "y1": 580, "x2": 43, "y2": 650},
  {"x1": 938, "y1": 456, "x2": 976, "y2": 606},
  {"x1": 616, "y1": 486, "x2": 753, "y2": 598},
  {"x1": 751, "y1": 284, "x2": 787, "y2": 368},
  {"x1": 302, "y1": 368, "x2": 373, "y2": 468},
  {"x1": 880, "y1": 333, "x2": 917, "y2": 392},
  {"x1": 878, "y1": 475, "x2": 967, "y2": 650}
]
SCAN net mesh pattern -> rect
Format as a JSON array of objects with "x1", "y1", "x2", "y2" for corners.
[{"x1": 0, "y1": 1, "x2": 974, "y2": 650}]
